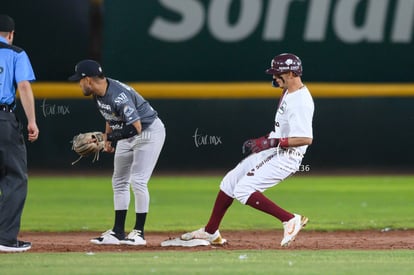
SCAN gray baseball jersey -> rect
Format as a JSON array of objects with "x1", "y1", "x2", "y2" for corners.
[
  {"x1": 93, "y1": 78, "x2": 157, "y2": 132},
  {"x1": 93, "y1": 78, "x2": 166, "y2": 217}
]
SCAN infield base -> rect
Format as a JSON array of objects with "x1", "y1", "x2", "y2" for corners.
[{"x1": 161, "y1": 238, "x2": 210, "y2": 247}]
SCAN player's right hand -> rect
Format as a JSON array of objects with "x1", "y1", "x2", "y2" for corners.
[{"x1": 104, "y1": 141, "x2": 115, "y2": 153}]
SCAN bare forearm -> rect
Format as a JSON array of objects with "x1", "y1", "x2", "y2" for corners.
[
  {"x1": 17, "y1": 81, "x2": 36, "y2": 123},
  {"x1": 132, "y1": 120, "x2": 142, "y2": 134},
  {"x1": 17, "y1": 81, "x2": 39, "y2": 142},
  {"x1": 285, "y1": 137, "x2": 313, "y2": 147},
  {"x1": 105, "y1": 122, "x2": 112, "y2": 133}
]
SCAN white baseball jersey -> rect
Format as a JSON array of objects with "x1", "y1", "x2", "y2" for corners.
[
  {"x1": 268, "y1": 86, "x2": 314, "y2": 155},
  {"x1": 220, "y1": 86, "x2": 314, "y2": 204}
]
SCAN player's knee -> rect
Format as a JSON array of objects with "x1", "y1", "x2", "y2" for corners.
[
  {"x1": 220, "y1": 175, "x2": 239, "y2": 195},
  {"x1": 131, "y1": 180, "x2": 148, "y2": 192},
  {"x1": 233, "y1": 187, "x2": 252, "y2": 205},
  {"x1": 112, "y1": 182, "x2": 130, "y2": 192},
  {"x1": 112, "y1": 174, "x2": 129, "y2": 185}
]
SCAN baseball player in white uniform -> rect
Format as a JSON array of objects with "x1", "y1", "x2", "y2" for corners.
[
  {"x1": 69, "y1": 60, "x2": 165, "y2": 246},
  {"x1": 181, "y1": 53, "x2": 314, "y2": 247}
]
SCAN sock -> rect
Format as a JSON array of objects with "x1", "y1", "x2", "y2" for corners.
[
  {"x1": 246, "y1": 191, "x2": 294, "y2": 222},
  {"x1": 134, "y1": 213, "x2": 147, "y2": 237},
  {"x1": 205, "y1": 190, "x2": 234, "y2": 234},
  {"x1": 112, "y1": 210, "x2": 127, "y2": 238}
]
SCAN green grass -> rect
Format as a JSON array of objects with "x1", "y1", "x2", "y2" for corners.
[
  {"x1": 1, "y1": 250, "x2": 414, "y2": 274},
  {"x1": 22, "y1": 175, "x2": 414, "y2": 231},
  {"x1": 7, "y1": 175, "x2": 414, "y2": 274}
]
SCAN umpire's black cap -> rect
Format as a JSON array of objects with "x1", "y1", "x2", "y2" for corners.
[
  {"x1": 68, "y1": 59, "x2": 104, "y2": 81},
  {"x1": 0, "y1": 15, "x2": 15, "y2": 32}
]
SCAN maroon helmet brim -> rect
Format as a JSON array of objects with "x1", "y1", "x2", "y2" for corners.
[{"x1": 265, "y1": 68, "x2": 277, "y2": 74}]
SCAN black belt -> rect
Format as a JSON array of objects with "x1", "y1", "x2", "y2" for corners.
[{"x1": 0, "y1": 104, "x2": 13, "y2": 112}]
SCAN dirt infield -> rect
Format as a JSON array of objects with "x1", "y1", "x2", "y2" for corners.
[{"x1": 17, "y1": 230, "x2": 414, "y2": 253}]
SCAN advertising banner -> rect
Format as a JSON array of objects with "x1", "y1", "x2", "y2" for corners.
[{"x1": 104, "y1": 0, "x2": 414, "y2": 82}]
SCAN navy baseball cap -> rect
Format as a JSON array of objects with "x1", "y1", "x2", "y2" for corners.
[
  {"x1": 0, "y1": 14, "x2": 15, "y2": 32},
  {"x1": 68, "y1": 59, "x2": 104, "y2": 81}
]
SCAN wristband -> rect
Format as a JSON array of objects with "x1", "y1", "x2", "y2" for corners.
[
  {"x1": 106, "y1": 126, "x2": 138, "y2": 141},
  {"x1": 279, "y1": 138, "x2": 289, "y2": 147},
  {"x1": 268, "y1": 138, "x2": 279, "y2": 147},
  {"x1": 106, "y1": 131, "x2": 123, "y2": 142}
]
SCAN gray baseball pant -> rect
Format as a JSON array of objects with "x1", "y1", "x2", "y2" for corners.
[{"x1": 112, "y1": 118, "x2": 166, "y2": 213}]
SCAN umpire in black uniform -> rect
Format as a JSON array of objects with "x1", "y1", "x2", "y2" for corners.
[{"x1": 0, "y1": 14, "x2": 39, "y2": 252}]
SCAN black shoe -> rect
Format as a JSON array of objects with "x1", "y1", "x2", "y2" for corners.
[{"x1": 0, "y1": 240, "x2": 32, "y2": 252}]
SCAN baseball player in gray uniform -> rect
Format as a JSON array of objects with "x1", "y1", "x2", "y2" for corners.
[
  {"x1": 69, "y1": 60, "x2": 165, "y2": 245},
  {"x1": 181, "y1": 53, "x2": 314, "y2": 247}
]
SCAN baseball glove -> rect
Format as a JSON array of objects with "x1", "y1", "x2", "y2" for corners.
[{"x1": 71, "y1": 131, "x2": 105, "y2": 165}]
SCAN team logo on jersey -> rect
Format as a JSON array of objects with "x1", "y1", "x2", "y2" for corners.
[
  {"x1": 115, "y1": 92, "x2": 129, "y2": 105},
  {"x1": 99, "y1": 110, "x2": 121, "y2": 121},
  {"x1": 278, "y1": 101, "x2": 287, "y2": 114},
  {"x1": 247, "y1": 168, "x2": 255, "y2": 176},
  {"x1": 123, "y1": 105, "x2": 135, "y2": 120},
  {"x1": 111, "y1": 124, "x2": 123, "y2": 130},
  {"x1": 97, "y1": 100, "x2": 111, "y2": 112}
]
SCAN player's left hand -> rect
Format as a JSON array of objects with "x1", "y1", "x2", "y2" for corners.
[
  {"x1": 71, "y1": 131, "x2": 105, "y2": 164},
  {"x1": 27, "y1": 122, "x2": 39, "y2": 142},
  {"x1": 242, "y1": 136, "x2": 279, "y2": 155}
]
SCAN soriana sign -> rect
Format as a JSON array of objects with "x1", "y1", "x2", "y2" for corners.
[{"x1": 103, "y1": 0, "x2": 414, "y2": 82}]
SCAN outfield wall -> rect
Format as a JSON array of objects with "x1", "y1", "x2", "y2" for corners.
[
  {"x1": 4, "y1": 0, "x2": 414, "y2": 171},
  {"x1": 15, "y1": 82, "x2": 414, "y2": 172}
]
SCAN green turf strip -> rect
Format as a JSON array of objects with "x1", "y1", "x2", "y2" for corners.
[
  {"x1": 2, "y1": 250, "x2": 414, "y2": 275},
  {"x1": 22, "y1": 175, "x2": 414, "y2": 232}
]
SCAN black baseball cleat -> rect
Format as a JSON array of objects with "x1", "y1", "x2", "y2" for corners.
[{"x1": 0, "y1": 240, "x2": 32, "y2": 252}]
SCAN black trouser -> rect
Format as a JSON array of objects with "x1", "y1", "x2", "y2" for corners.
[{"x1": 0, "y1": 111, "x2": 28, "y2": 246}]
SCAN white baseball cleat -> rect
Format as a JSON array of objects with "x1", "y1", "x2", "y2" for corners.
[
  {"x1": 120, "y1": 229, "x2": 147, "y2": 246},
  {"x1": 280, "y1": 214, "x2": 308, "y2": 247},
  {"x1": 90, "y1": 230, "x2": 123, "y2": 245},
  {"x1": 0, "y1": 240, "x2": 31, "y2": 252},
  {"x1": 181, "y1": 228, "x2": 227, "y2": 245}
]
